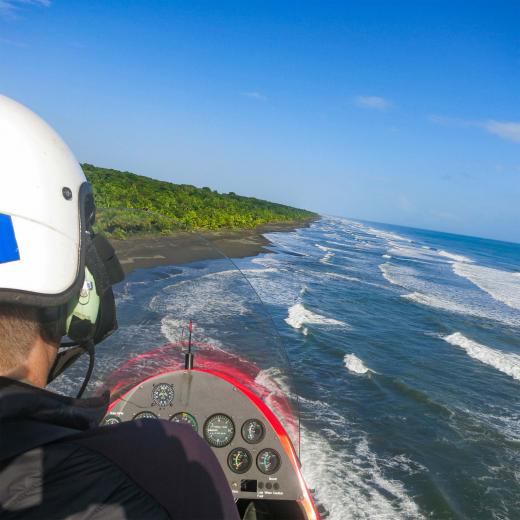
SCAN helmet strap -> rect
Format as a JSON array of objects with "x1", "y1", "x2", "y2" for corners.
[
  {"x1": 47, "y1": 340, "x2": 95, "y2": 399},
  {"x1": 76, "y1": 340, "x2": 95, "y2": 399}
]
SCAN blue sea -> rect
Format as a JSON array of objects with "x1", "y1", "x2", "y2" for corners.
[
  {"x1": 235, "y1": 217, "x2": 520, "y2": 519},
  {"x1": 57, "y1": 216, "x2": 520, "y2": 519}
]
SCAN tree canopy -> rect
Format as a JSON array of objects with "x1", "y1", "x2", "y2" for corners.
[{"x1": 82, "y1": 164, "x2": 317, "y2": 238}]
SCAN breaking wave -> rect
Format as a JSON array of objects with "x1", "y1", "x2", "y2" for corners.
[
  {"x1": 453, "y1": 262, "x2": 520, "y2": 311},
  {"x1": 285, "y1": 303, "x2": 347, "y2": 330},
  {"x1": 380, "y1": 262, "x2": 520, "y2": 327},
  {"x1": 438, "y1": 250, "x2": 473, "y2": 263},
  {"x1": 344, "y1": 353, "x2": 372, "y2": 374},
  {"x1": 444, "y1": 332, "x2": 520, "y2": 381}
]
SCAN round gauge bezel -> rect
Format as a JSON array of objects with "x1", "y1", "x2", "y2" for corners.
[
  {"x1": 103, "y1": 415, "x2": 121, "y2": 426},
  {"x1": 257, "y1": 448, "x2": 281, "y2": 475},
  {"x1": 151, "y1": 383, "x2": 175, "y2": 407},
  {"x1": 227, "y1": 447, "x2": 252, "y2": 474},
  {"x1": 203, "y1": 413, "x2": 235, "y2": 448},
  {"x1": 170, "y1": 412, "x2": 198, "y2": 432},
  {"x1": 241, "y1": 418, "x2": 265, "y2": 444},
  {"x1": 133, "y1": 411, "x2": 159, "y2": 421}
]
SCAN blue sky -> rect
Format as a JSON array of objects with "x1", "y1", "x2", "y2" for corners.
[{"x1": 1, "y1": 1, "x2": 519, "y2": 242}]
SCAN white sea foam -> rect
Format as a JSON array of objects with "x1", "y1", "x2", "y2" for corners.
[
  {"x1": 478, "y1": 410, "x2": 520, "y2": 442},
  {"x1": 297, "y1": 393, "x2": 425, "y2": 519},
  {"x1": 382, "y1": 254, "x2": 392, "y2": 259},
  {"x1": 388, "y1": 244, "x2": 442, "y2": 264},
  {"x1": 285, "y1": 303, "x2": 347, "y2": 330},
  {"x1": 149, "y1": 269, "x2": 255, "y2": 335},
  {"x1": 326, "y1": 240, "x2": 348, "y2": 247},
  {"x1": 453, "y1": 263, "x2": 520, "y2": 311},
  {"x1": 443, "y1": 332, "x2": 520, "y2": 381},
  {"x1": 316, "y1": 243, "x2": 345, "y2": 254},
  {"x1": 160, "y1": 316, "x2": 186, "y2": 343},
  {"x1": 344, "y1": 353, "x2": 372, "y2": 374},
  {"x1": 251, "y1": 255, "x2": 283, "y2": 268},
  {"x1": 403, "y1": 292, "x2": 470, "y2": 314},
  {"x1": 379, "y1": 262, "x2": 410, "y2": 287},
  {"x1": 438, "y1": 250, "x2": 473, "y2": 263},
  {"x1": 324, "y1": 272, "x2": 362, "y2": 283},
  {"x1": 301, "y1": 427, "x2": 425, "y2": 520},
  {"x1": 381, "y1": 262, "x2": 520, "y2": 327},
  {"x1": 365, "y1": 226, "x2": 412, "y2": 243},
  {"x1": 319, "y1": 251, "x2": 335, "y2": 264}
]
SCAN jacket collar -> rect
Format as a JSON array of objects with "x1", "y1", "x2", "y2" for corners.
[{"x1": 0, "y1": 377, "x2": 108, "y2": 461}]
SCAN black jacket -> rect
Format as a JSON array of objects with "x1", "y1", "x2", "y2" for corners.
[{"x1": 0, "y1": 378, "x2": 239, "y2": 520}]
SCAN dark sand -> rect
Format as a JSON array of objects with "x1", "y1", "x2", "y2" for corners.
[{"x1": 112, "y1": 218, "x2": 317, "y2": 275}]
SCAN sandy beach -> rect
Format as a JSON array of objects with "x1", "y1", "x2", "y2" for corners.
[{"x1": 112, "y1": 218, "x2": 317, "y2": 275}]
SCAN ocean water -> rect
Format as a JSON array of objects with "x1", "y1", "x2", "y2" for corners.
[
  {"x1": 236, "y1": 217, "x2": 520, "y2": 520},
  {"x1": 56, "y1": 216, "x2": 520, "y2": 519}
]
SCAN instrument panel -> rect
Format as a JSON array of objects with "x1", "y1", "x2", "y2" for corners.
[{"x1": 103, "y1": 370, "x2": 301, "y2": 502}]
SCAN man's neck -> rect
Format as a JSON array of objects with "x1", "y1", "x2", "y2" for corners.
[{"x1": 1, "y1": 337, "x2": 57, "y2": 388}]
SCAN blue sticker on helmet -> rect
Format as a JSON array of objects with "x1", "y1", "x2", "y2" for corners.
[{"x1": 0, "y1": 213, "x2": 20, "y2": 264}]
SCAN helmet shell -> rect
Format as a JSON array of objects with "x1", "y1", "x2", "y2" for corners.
[{"x1": 0, "y1": 95, "x2": 87, "y2": 306}]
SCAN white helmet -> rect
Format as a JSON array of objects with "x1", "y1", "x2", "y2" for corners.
[
  {"x1": 0, "y1": 95, "x2": 124, "y2": 391},
  {"x1": 0, "y1": 94, "x2": 90, "y2": 306}
]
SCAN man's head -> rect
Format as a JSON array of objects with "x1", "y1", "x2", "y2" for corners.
[{"x1": 0, "y1": 95, "x2": 124, "y2": 391}]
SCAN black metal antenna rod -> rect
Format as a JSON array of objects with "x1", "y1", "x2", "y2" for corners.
[{"x1": 184, "y1": 320, "x2": 194, "y2": 370}]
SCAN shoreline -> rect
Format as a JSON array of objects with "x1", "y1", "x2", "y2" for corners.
[{"x1": 112, "y1": 217, "x2": 317, "y2": 275}]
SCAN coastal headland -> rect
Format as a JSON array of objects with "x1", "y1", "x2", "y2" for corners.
[{"x1": 83, "y1": 163, "x2": 318, "y2": 274}]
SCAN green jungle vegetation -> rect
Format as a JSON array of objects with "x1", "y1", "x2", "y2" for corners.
[{"x1": 82, "y1": 164, "x2": 317, "y2": 238}]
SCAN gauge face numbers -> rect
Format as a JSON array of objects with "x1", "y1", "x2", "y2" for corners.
[
  {"x1": 228, "y1": 448, "x2": 252, "y2": 474},
  {"x1": 103, "y1": 415, "x2": 121, "y2": 426},
  {"x1": 241, "y1": 419, "x2": 265, "y2": 444},
  {"x1": 257, "y1": 448, "x2": 281, "y2": 475},
  {"x1": 151, "y1": 383, "x2": 174, "y2": 407},
  {"x1": 133, "y1": 411, "x2": 159, "y2": 421},
  {"x1": 170, "y1": 412, "x2": 198, "y2": 432},
  {"x1": 204, "y1": 414, "x2": 235, "y2": 448}
]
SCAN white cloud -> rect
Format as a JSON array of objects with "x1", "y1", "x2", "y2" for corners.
[
  {"x1": 241, "y1": 91, "x2": 267, "y2": 101},
  {"x1": 0, "y1": 0, "x2": 50, "y2": 16},
  {"x1": 354, "y1": 95, "x2": 391, "y2": 110},
  {"x1": 483, "y1": 121, "x2": 520, "y2": 143},
  {"x1": 430, "y1": 115, "x2": 520, "y2": 144}
]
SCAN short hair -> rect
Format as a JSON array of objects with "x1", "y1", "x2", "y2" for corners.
[{"x1": 0, "y1": 304, "x2": 61, "y2": 373}]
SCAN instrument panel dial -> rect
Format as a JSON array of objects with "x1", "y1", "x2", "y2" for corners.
[
  {"x1": 227, "y1": 448, "x2": 252, "y2": 474},
  {"x1": 257, "y1": 448, "x2": 281, "y2": 475},
  {"x1": 241, "y1": 418, "x2": 265, "y2": 444},
  {"x1": 170, "y1": 412, "x2": 198, "y2": 432},
  {"x1": 204, "y1": 414, "x2": 235, "y2": 448},
  {"x1": 103, "y1": 415, "x2": 121, "y2": 426},
  {"x1": 133, "y1": 411, "x2": 159, "y2": 420},
  {"x1": 151, "y1": 383, "x2": 175, "y2": 407}
]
